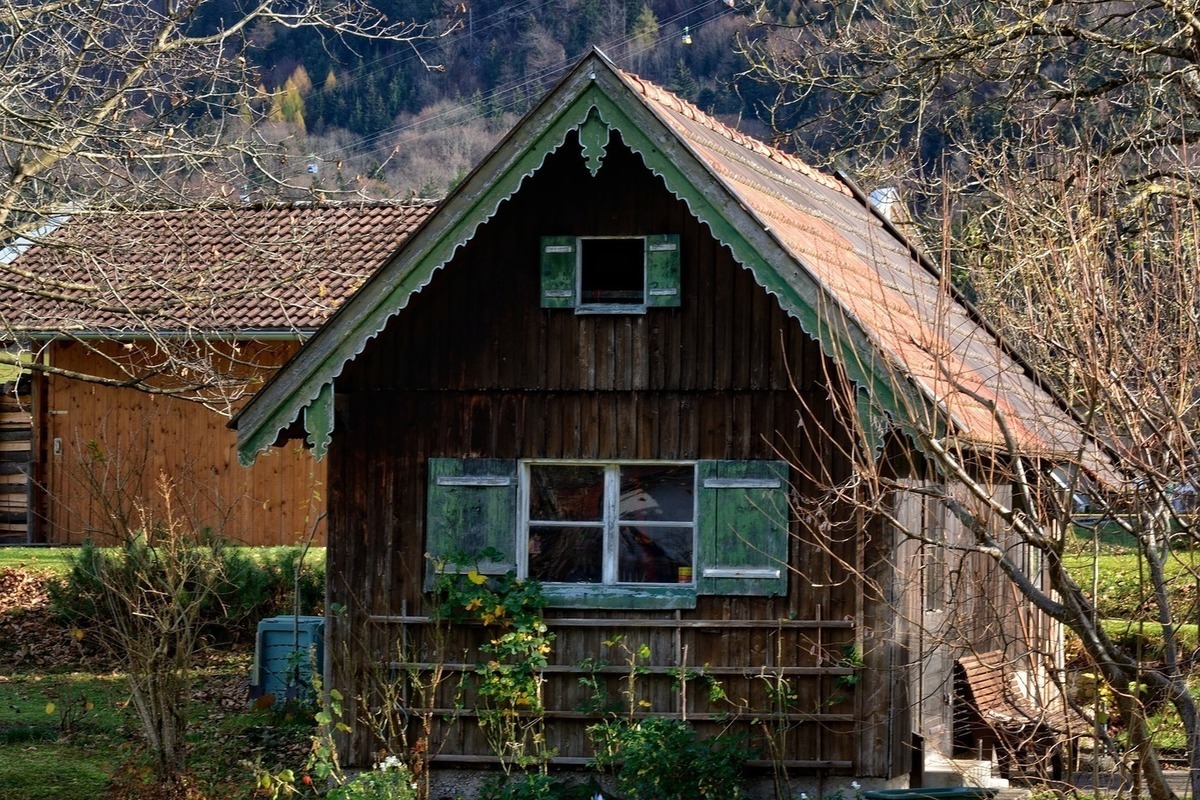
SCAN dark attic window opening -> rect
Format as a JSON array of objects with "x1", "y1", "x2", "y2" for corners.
[
  {"x1": 540, "y1": 234, "x2": 678, "y2": 312},
  {"x1": 579, "y1": 237, "x2": 645, "y2": 308}
]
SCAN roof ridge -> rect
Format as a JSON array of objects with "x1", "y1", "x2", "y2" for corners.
[
  {"x1": 47, "y1": 199, "x2": 440, "y2": 218},
  {"x1": 617, "y1": 68, "x2": 848, "y2": 196},
  {"x1": 235, "y1": 199, "x2": 440, "y2": 210}
]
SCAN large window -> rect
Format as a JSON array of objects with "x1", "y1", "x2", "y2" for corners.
[
  {"x1": 524, "y1": 463, "x2": 695, "y2": 585},
  {"x1": 426, "y1": 458, "x2": 789, "y2": 608}
]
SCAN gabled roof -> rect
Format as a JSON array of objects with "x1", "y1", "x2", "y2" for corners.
[
  {"x1": 0, "y1": 202, "x2": 434, "y2": 336},
  {"x1": 233, "y1": 50, "x2": 1111, "y2": 478}
]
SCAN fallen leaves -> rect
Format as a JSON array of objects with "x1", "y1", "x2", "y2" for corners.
[{"x1": 0, "y1": 568, "x2": 114, "y2": 672}]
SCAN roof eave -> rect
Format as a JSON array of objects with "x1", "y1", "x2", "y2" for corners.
[
  {"x1": 233, "y1": 50, "x2": 936, "y2": 465},
  {"x1": 233, "y1": 53, "x2": 621, "y2": 460}
]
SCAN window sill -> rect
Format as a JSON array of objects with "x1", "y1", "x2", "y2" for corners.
[
  {"x1": 541, "y1": 584, "x2": 696, "y2": 610},
  {"x1": 574, "y1": 303, "x2": 647, "y2": 315}
]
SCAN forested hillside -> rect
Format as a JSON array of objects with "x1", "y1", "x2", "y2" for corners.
[{"x1": 242, "y1": 0, "x2": 766, "y2": 197}]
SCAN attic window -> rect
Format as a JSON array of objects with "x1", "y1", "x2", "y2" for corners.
[
  {"x1": 540, "y1": 235, "x2": 680, "y2": 312},
  {"x1": 580, "y1": 238, "x2": 644, "y2": 306}
]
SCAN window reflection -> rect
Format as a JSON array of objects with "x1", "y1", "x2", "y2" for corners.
[
  {"x1": 618, "y1": 526, "x2": 692, "y2": 583},
  {"x1": 528, "y1": 526, "x2": 602, "y2": 583},
  {"x1": 619, "y1": 465, "x2": 694, "y2": 521},
  {"x1": 525, "y1": 462, "x2": 695, "y2": 586},
  {"x1": 530, "y1": 465, "x2": 604, "y2": 521}
]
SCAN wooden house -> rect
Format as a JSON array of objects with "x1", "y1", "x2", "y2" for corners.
[
  {"x1": 0, "y1": 202, "x2": 432, "y2": 545},
  {"x1": 234, "y1": 52, "x2": 1106, "y2": 785}
]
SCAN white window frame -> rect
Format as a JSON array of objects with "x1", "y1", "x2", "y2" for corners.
[
  {"x1": 516, "y1": 459, "x2": 698, "y2": 587},
  {"x1": 575, "y1": 235, "x2": 650, "y2": 314}
]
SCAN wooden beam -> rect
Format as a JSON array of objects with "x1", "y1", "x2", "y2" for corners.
[
  {"x1": 428, "y1": 754, "x2": 855, "y2": 770},
  {"x1": 389, "y1": 661, "x2": 856, "y2": 677},
  {"x1": 400, "y1": 708, "x2": 855, "y2": 723},
  {"x1": 369, "y1": 614, "x2": 854, "y2": 629}
]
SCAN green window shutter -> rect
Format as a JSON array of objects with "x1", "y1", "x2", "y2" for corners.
[
  {"x1": 425, "y1": 458, "x2": 518, "y2": 590},
  {"x1": 645, "y1": 234, "x2": 680, "y2": 307},
  {"x1": 540, "y1": 236, "x2": 576, "y2": 308},
  {"x1": 697, "y1": 460, "x2": 789, "y2": 596}
]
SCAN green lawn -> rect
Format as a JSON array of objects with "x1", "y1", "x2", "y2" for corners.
[
  {"x1": 0, "y1": 672, "x2": 132, "y2": 800},
  {"x1": 1063, "y1": 528, "x2": 1200, "y2": 620},
  {"x1": 0, "y1": 743, "x2": 113, "y2": 799},
  {"x1": 0, "y1": 658, "x2": 313, "y2": 799},
  {"x1": 0, "y1": 545, "x2": 325, "y2": 575},
  {"x1": 0, "y1": 546, "x2": 80, "y2": 573},
  {"x1": 1061, "y1": 526, "x2": 1200, "y2": 753},
  {"x1": 0, "y1": 350, "x2": 28, "y2": 386}
]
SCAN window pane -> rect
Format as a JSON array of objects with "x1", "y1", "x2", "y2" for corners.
[
  {"x1": 619, "y1": 526, "x2": 693, "y2": 584},
  {"x1": 529, "y1": 525, "x2": 602, "y2": 583},
  {"x1": 530, "y1": 465, "x2": 603, "y2": 521},
  {"x1": 620, "y1": 465, "x2": 694, "y2": 521},
  {"x1": 580, "y1": 238, "x2": 643, "y2": 304}
]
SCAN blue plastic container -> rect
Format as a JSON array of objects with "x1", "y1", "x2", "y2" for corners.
[{"x1": 250, "y1": 615, "x2": 325, "y2": 705}]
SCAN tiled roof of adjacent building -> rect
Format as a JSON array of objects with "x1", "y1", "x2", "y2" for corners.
[{"x1": 0, "y1": 202, "x2": 435, "y2": 335}]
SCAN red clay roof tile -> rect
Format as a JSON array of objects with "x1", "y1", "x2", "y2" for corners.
[
  {"x1": 0, "y1": 202, "x2": 434, "y2": 334},
  {"x1": 617, "y1": 65, "x2": 1105, "y2": 466}
]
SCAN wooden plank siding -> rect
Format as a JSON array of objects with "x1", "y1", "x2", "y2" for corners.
[
  {"x1": 890, "y1": 473, "x2": 1036, "y2": 764},
  {"x1": 325, "y1": 134, "x2": 891, "y2": 773},
  {"x1": 36, "y1": 339, "x2": 326, "y2": 546},
  {"x1": 0, "y1": 385, "x2": 32, "y2": 542}
]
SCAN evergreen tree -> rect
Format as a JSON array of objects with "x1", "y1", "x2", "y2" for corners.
[
  {"x1": 631, "y1": 5, "x2": 659, "y2": 50},
  {"x1": 668, "y1": 59, "x2": 698, "y2": 101},
  {"x1": 630, "y1": 5, "x2": 659, "y2": 71}
]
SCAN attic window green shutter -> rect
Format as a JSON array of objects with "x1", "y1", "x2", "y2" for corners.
[
  {"x1": 425, "y1": 458, "x2": 518, "y2": 589},
  {"x1": 540, "y1": 236, "x2": 576, "y2": 308},
  {"x1": 696, "y1": 460, "x2": 789, "y2": 596},
  {"x1": 645, "y1": 234, "x2": 681, "y2": 307}
]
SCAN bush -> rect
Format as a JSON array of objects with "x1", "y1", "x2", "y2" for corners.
[
  {"x1": 590, "y1": 717, "x2": 750, "y2": 800},
  {"x1": 328, "y1": 756, "x2": 417, "y2": 800},
  {"x1": 480, "y1": 774, "x2": 601, "y2": 800},
  {"x1": 215, "y1": 546, "x2": 325, "y2": 639},
  {"x1": 47, "y1": 525, "x2": 232, "y2": 778},
  {"x1": 52, "y1": 542, "x2": 324, "y2": 642}
]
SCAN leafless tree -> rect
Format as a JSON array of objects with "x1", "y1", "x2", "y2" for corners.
[
  {"x1": 739, "y1": 0, "x2": 1200, "y2": 212},
  {"x1": 0, "y1": 0, "x2": 455, "y2": 401},
  {"x1": 60, "y1": 470, "x2": 238, "y2": 783},
  {"x1": 741, "y1": 2, "x2": 1200, "y2": 797}
]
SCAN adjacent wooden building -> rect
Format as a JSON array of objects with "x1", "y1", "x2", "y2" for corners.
[
  {"x1": 234, "y1": 52, "x2": 1106, "y2": 784},
  {"x1": 0, "y1": 203, "x2": 432, "y2": 544}
]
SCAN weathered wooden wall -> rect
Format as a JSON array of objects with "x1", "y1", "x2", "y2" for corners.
[
  {"x1": 892, "y1": 470, "x2": 1038, "y2": 758},
  {"x1": 35, "y1": 340, "x2": 326, "y2": 546},
  {"x1": 324, "y1": 133, "x2": 903, "y2": 776},
  {"x1": 0, "y1": 382, "x2": 32, "y2": 543}
]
